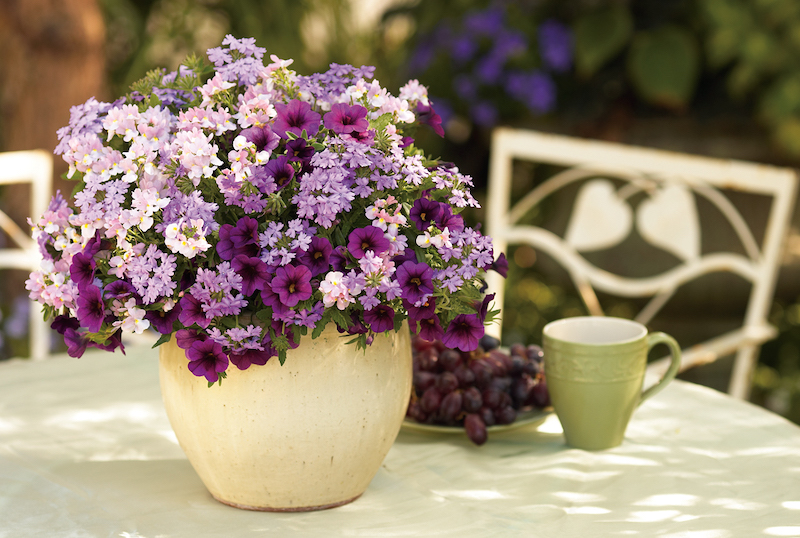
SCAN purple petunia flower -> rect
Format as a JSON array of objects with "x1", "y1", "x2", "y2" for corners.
[
  {"x1": 273, "y1": 99, "x2": 322, "y2": 139},
  {"x1": 442, "y1": 313, "x2": 484, "y2": 352},
  {"x1": 329, "y1": 245, "x2": 348, "y2": 272},
  {"x1": 416, "y1": 314, "x2": 444, "y2": 343},
  {"x1": 63, "y1": 328, "x2": 89, "y2": 358},
  {"x1": 435, "y1": 203, "x2": 465, "y2": 232},
  {"x1": 176, "y1": 328, "x2": 207, "y2": 350},
  {"x1": 178, "y1": 293, "x2": 210, "y2": 328},
  {"x1": 51, "y1": 314, "x2": 80, "y2": 335},
  {"x1": 186, "y1": 339, "x2": 229, "y2": 383},
  {"x1": 76, "y1": 284, "x2": 105, "y2": 333},
  {"x1": 217, "y1": 216, "x2": 260, "y2": 261},
  {"x1": 363, "y1": 304, "x2": 395, "y2": 333},
  {"x1": 415, "y1": 103, "x2": 444, "y2": 137},
  {"x1": 263, "y1": 155, "x2": 295, "y2": 189},
  {"x1": 231, "y1": 254, "x2": 269, "y2": 296},
  {"x1": 403, "y1": 297, "x2": 436, "y2": 321},
  {"x1": 538, "y1": 19, "x2": 573, "y2": 73},
  {"x1": 69, "y1": 252, "x2": 96, "y2": 287},
  {"x1": 323, "y1": 103, "x2": 369, "y2": 135},
  {"x1": 298, "y1": 236, "x2": 332, "y2": 276},
  {"x1": 476, "y1": 293, "x2": 495, "y2": 324},
  {"x1": 491, "y1": 252, "x2": 508, "y2": 278},
  {"x1": 240, "y1": 124, "x2": 280, "y2": 153},
  {"x1": 347, "y1": 225, "x2": 390, "y2": 258},
  {"x1": 146, "y1": 305, "x2": 182, "y2": 335},
  {"x1": 410, "y1": 198, "x2": 441, "y2": 230},
  {"x1": 104, "y1": 281, "x2": 138, "y2": 302},
  {"x1": 229, "y1": 347, "x2": 273, "y2": 370},
  {"x1": 270, "y1": 264, "x2": 313, "y2": 307},
  {"x1": 396, "y1": 261, "x2": 434, "y2": 305}
]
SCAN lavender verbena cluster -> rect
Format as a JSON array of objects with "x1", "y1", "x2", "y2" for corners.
[
  {"x1": 27, "y1": 35, "x2": 507, "y2": 384},
  {"x1": 410, "y1": 5, "x2": 573, "y2": 127}
]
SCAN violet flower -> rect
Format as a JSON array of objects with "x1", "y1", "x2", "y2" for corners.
[
  {"x1": 176, "y1": 328, "x2": 206, "y2": 350},
  {"x1": 273, "y1": 99, "x2": 322, "y2": 139},
  {"x1": 240, "y1": 124, "x2": 280, "y2": 153},
  {"x1": 415, "y1": 103, "x2": 444, "y2": 137},
  {"x1": 270, "y1": 264, "x2": 312, "y2": 307},
  {"x1": 76, "y1": 284, "x2": 105, "y2": 333},
  {"x1": 364, "y1": 304, "x2": 395, "y2": 333},
  {"x1": 146, "y1": 305, "x2": 182, "y2": 335},
  {"x1": 491, "y1": 252, "x2": 508, "y2": 278},
  {"x1": 263, "y1": 155, "x2": 295, "y2": 189},
  {"x1": 298, "y1": 236, "x2": 332, "y2": 276},
  {"x1": 229, "y1": 347, "x2": 273, "y2": 370},
  {"x1": 323, "y1": 103, "x2": 369, "y2": 135},
  {"x1": 416, "y1": 315, "x2": 444, "y2": 343},
  {"x1": 396, "y1": 261, "x2": 434, "y2": 305},
  {"x1": 347, "y1": 225, "x2": 390, "y2": 258},
  {"x1": 178, "y1": 293, "x2": 210, "y2": 328},
  {"x1": 410, "y1": 198, "x2": 441, "y2": 231},
  {"x1": 217, "y1": 217, "x2": 260, "y2": 261},
  {"x1": 442, "y1": 313, "x2": 484, "y2": 352},
  {"x1": 186, "y1": 339, "x2": 229, "y2": 383},
  {"x1": 232, "y1": 254, "x2": 269, "y2": 296},
  {"x1": 69, "y1": 252, "x2": 96, "y2": 287}
]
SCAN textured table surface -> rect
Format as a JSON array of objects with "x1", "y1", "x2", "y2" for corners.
[{"x1": 2, "y1": 345, "x2": 800, "y2": 538}]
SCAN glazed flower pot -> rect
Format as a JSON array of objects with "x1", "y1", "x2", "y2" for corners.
[{"x1": 158, "y1": 323, "x2": 412, "y2": 511}]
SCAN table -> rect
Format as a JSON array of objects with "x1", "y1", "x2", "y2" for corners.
[{"x1": 2, "y1": 345, "x2": 800, "y2": 538}]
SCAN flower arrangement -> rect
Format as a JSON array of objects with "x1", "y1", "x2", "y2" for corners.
[{"x1": 26, "y1": 35, "x2": 507, "y2": 385}]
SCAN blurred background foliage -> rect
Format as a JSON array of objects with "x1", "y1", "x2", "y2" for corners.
[{"x1": 3, "y1": 0, "x2": 800, "y2": 423}]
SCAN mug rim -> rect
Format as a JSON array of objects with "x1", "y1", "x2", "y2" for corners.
[{"x1": 542, "y1": 316, "x2": 647, "y2": 346}]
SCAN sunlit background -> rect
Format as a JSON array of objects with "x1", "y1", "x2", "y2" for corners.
[{"x1": 3, "y1": 0, "x2": 800, "y2": 424}]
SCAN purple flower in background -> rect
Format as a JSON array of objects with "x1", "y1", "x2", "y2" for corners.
[
  {"x1": 323, "y1": 103, "x2": 369, "y2": 135},
  {"x1": 453, "y1": 74, "x2": 478, "y2": 101},
  {"x1": 476, "y1": 293, "x2": 495, "y2": 323},
  {"x1": 271, "y1": 264, "x2": 312, "y2": 307},
  {"x1": 263, "y1": 155, "x2": 295, "y2": 189},
  {"x1": 396, "y1": 261, "x2": 434, "y2": 305},
  {"x1": 364, "y1": 304, "x2": 395, "y2": 333},
  {"x1": 464, "y1": 7, "x2": 504, "y2": 36},
  {"x1": 217, "y1": 217, "x2": 260, "y2": 261},
  {"x1": 176, "y1": 328, "x2": 206, "y2": 350},
  {"x1": 491, "y1": 252, "x2": 509, "y2": 278},
  {"x1": 76, "y1": 284, "x2": 104, "y2": 333},
  {"x1": 187, "y1": 339, "x2": 229, "y2": 383},
  {"x1": 450, "y1": 35, "x2": 478, "y2": 64},
  {"x1": 231, "y1": 254, "x2": 269, "y2": 296},
  {"x1": 273, "y1": 99, "x2": 322, "y2": 138},
  {"x1": 145, "y1": 305, "x2": 182, "y2": 334},
  {"x1": 410, "y1": 198, "x2": 441, "y2": 230},
  {"x1": 298, "y1": 236, "x2": 332, "y2": 276},
  {"x1": 241, "y1": 124, "x2": 280, "y2": 153},
  {"x1": 471, "y1": 101, "x2": 498, "y2": 127},
  {"x1": 475, "y1": 54, "x2": 504, "y2": 84},
  {"x1": 69, "y1": 252, "x2": 96, "y2": 288},
  {"x1": 493, "y1": 30, "x2": 527, "y2": 60},
  {"x1": 178, "y1": 293, "x2": 210, "y2": 328},
  {"x1": 506, "y1": 70, "x2": 556, "y2": 114},
  {"x1": 442, "y1": 313, "x2": 484, "y2": 352},
  {"x1": 538, "y1": 19, "x2": 573, "y2": 73},
  {"x1": 347, "y1": 226, "x2": 390, "y2": 258}
]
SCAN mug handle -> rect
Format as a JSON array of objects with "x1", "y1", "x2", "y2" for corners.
[{"x1": 639, "y1": 332, "x2": 682, "y2": 406}]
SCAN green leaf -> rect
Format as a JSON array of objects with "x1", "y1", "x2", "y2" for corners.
[
  {"x1": 759, "y1": 75, "x2": 800, "y2": 123},
  {"x1": 774, "y1": 116, "x2": 800, "y2": 155},
  {"x1": 152, "y1": 333, "x2": 172, "y2": 348},
  {"x1": 573, "y1": 6, "x2": 634, "y2": 78},
  {"x1": 627, "y1": 26, "x2": 699, "y2": 109}
]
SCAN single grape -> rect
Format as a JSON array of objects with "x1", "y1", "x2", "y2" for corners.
[
  {"x1": 530, "y1": 379, "x2": 551, "y2": 408},
  {"x1": 462, "y1": 386, "x2": 483, "y2": 413},
  {"x1": 406, "y1": 399, "x2": 427, "y2": 422},
  {"x1": 453, "y1": 363, "x2": 476, "y2": 387},
  {"x1": 464, "y1": 413, "x2": 488, "y2": 445},
  {"x1": 481, "y1": 387, "x2": 502, "y2": 410},
  {"x1": 509, "y1": 355, "x2": 525, "y2": 376},
  {"x1": 439, "y1": 391, "x2": 463, "y2": 424},
  {"x1": 498, "y1": 391, "x2": 513, "y2": 409},
  {"x1": 522, "y1": 360, "x2": 539, "y2": 377},
  {"x1": 413, "y1": 371, "x2": 437, "y2": 394},
  {"x1": 509, "y1": 343, "x2": 527, "y2": 358},
  {"x1": 511, "y1": 377, "x2": 531, "y2": 409},
  {"x1": 527, "y1": 344, "x2": 544, "y2": 363},
  {"x1": 488, "y1": 375, "x2": 512, "y2": 394},
  {"x1": 416, "y1": 347, "x2": 440, "y2": 372},
  {"x1": 495, "y1": 405, "x2": 516, "y2": 425},
  {"x1": 479, "y1": 334, "x2": 500, "y2": 351},
  {"x1": 469, "y1": 359, "x2": 493, "y2": 388},
  {"x1": 485, "y1": 352, "x2": 508, "y2": 377},
  {"x1": 479, "y1": 406, "x2": 496, "y2": 427},
  {"x1": 439, "y1": 349, "x2": 462, "y2": 372},
  {"x1": 435, "y1": 371, "x2": 459, "y2": 394},
  {"x1": 420, "y1": 386, "x2": 442, "y2": 414},
  {"x1": 411, "y1": 335, "x2": 434, "y2": 352}
]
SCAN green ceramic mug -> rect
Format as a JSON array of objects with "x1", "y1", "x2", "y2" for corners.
[{"x1": 542, "y1": 316, "x2": 682, "y2": 450}]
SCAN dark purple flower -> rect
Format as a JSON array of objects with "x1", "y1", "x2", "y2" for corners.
[
  {"x1": 347, "y1": 225, "x2": 390, "y2": 258},
  {"x1": 344, "y1": 128, "x2": 375, "y2": 145},
  {"x1": 364, "y1": 304, "x2": 395, "y2": 333},
  {"x1": 410, "y1": 198, "x2": 441, "y2": 231},
  {"x1": 464, "y1": 6, "x2": 504, "y2": 36},
  {"x1": 442, "y1": 313, "x2": 484, "y2": 352},
  {"x1": 263, "y1": 155, "x2": 295, "y2": 189},
  {"x1": 271, "y1": 264, "x2": 313, "y2": 307},
  {"x1": 416, "y1": 102, "x2": 444, "y2": 137},
  {"x1": 435, "y1": 204, "x2": 465, "y2": 232},
  {"x1": 145, "y1": 305, "x2": 182, "y2": 335},
  {"x1": 396, "y1": 261, "x2": 434, "y2": 305},
  {"x1": 186, "y1": 339, "x2": 229, "y2": 383},
  {"x1": 506, "y1": 70, "x2": 556, "y2": 115},
  {"x1": 329, "y1": 245, "x2": 348, "y2": 272},
  {"x1": 240, "y1": 124, "x2": 280, "y2": 153},
  {"x1": 538, "y1": 19, "x2": 573, "y2": 73},
  {"x1": 338, "y1": 312, "x2": 368, "y2": 336},
  {"x1": 104, "y1": 281, "x2": 138, "y2": 301},
  {"x1": 298, "y1": 236, "x2": 332, "y2": 276},
  {"x1": 399, "y1": 136, "x2": 415, "y2": 148},
  {"x1": 93, "y1": 329, "x2": 125, "y2": 354},
  {"x1": 232, "y1": 254, "x2": 269, "y2": 296},
  {"x1": 76, "y1": 284, "x2": 104, "y2": 333},
  {"x1": 217, "y1": 216, "x2": 259, "y2": 261},
  {"x1": 260, "y1": 277, "x2": 292, "y2": 317},
  {"x1": 476, "y1": 293, "x2": 495, "y2": 324},
  {"x1": 176, "y1": 328, "x2": 207, "y2": 350},
  {"x1": 491, "y1": 252, "x2": 508, "y2": 278},
  {"x1": 475, "y1": 54, "x2": 504, "y2": 84},
  {"x1": 393, "y1": 249, "x2": 418, "y2": 266},
  {"x1": 403, "y1": 297, "x2": 436, "y2": 321},
  {"x1": 471, "y1": 101, "x2": 498, "y2": 127},
  {"x1": 286, "y1": 138, "x2": 315, "y2": 174},
  {"x1": 416, "y1": 314, "x2": 444, "y2": 343},
  {"x1": 229, "y1": 347, "x2": 273, "y2": 370},
  {"x1": 51, "y1": 314, "x2": 80, "y2": 335},
  {"x1": 273, "y1": 99, "x2": 322, "y2": 139},
  {"x1": 178, "y1": 293, "x2": 210, "y2": 328},
  {"x1": 450, "y1": 35, "x2": 478, "y2": 64},
  {"x1": 69, "y1": 252, "x2": 96, "y2": 288},
  {"x1": 63, "y1": 328, "x2": 89, "y2": 358},
  {"x1": 323, "y1": 103, "x2": 369, "y2": 135}
]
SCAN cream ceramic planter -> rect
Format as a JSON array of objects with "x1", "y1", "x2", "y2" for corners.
[{"x1": 159, "y1": 323, "x2": 412, "y2": 511}]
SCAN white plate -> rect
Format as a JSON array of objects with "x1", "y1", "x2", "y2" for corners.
[{"x1": 401, "y1": 407, "x2": 552, "y2": 435}]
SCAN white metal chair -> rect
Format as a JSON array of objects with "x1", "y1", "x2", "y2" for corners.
[
  {"x1": 0, "y1": 150, "x2": 53, "y2": 360},
  {"x1": 485, "y1": 128, "x2": 798, "y2": 399}
]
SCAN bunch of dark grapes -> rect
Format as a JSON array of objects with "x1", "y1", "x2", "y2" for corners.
[{"x1": 406, "y1": 334, "x2": 550, "y2": 445}]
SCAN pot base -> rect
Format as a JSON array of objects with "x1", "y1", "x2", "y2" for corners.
[{"x1": 213, "y1": 493, "x2": 362, "y2": 512}]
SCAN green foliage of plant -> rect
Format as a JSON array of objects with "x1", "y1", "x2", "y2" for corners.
[{"x1": 573, "y1": 5, "x2": 633, "y2": 78}]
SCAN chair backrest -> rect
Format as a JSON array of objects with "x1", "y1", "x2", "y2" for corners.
[
  {"x1": 0, "y1": 150, "x2": 53, "y2": 360},
  {"x1": 484, "y1": 128, "x2": 798, "y2": 399}
]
